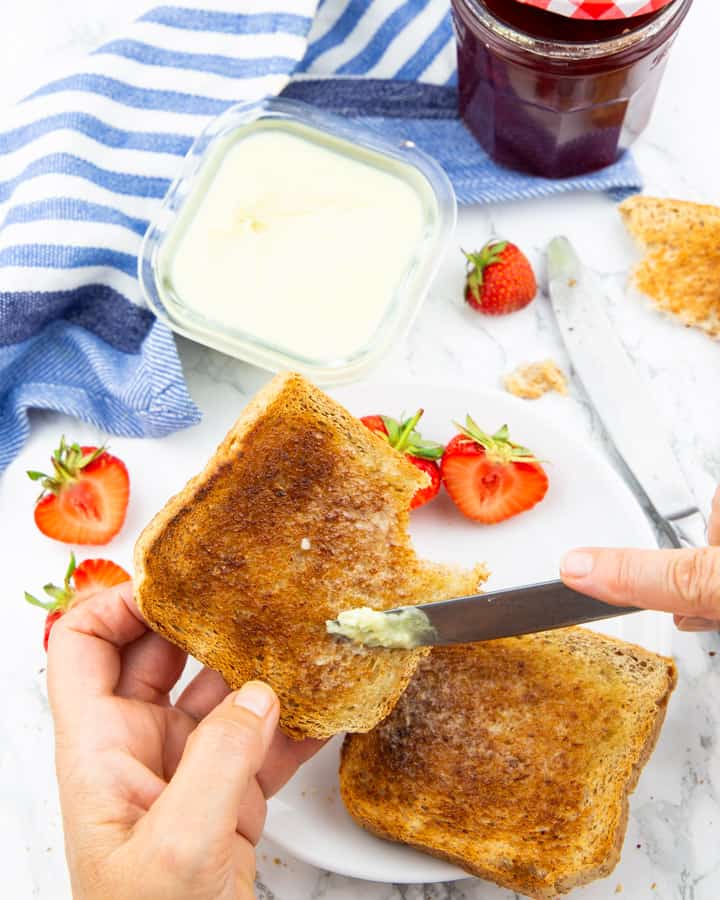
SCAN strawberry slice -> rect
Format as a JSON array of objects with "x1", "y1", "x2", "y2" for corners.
[
  {"x1": 25, "y1": 554, "x2": 130, "y2": 651},
  {"x1": 28, "y1": 437, "x2": 130, "y2": 545},
  {"x1": 72, "y1": 557, "x2": 131, "y2": 601},
  {"x1": 441, "y1": 417, "x2": 548, "y2": 524},
  {"x1": 361, "y1": 410, "x2": 444, "y2": 510}
]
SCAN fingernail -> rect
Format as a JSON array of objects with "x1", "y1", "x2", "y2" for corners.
[
  {"x1": 234, "y1": 681, "x2": 275, "y2": 717},
  {"x1": 676, "y1": 617, "x2": 720, "y2": 632},
  {"x1": 560, "y1": 551, "x2": 594, "y2": 579}
]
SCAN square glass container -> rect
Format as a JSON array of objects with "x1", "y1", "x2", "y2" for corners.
[{"x1": 139, "y1": 98, "x2": 456, "y2": 384}]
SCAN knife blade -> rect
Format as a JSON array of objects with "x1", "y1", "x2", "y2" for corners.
[
  {"x1": 547, "y1": 236, "x2": 706, "y2": 548},
  {"x1": 327, "y1": 581, "x2": 638, "y2": 648}
]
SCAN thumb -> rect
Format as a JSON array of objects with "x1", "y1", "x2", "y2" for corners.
[
  {"x1": 560, "y1": 546, "x2": 720, "y2": 621},
  {"x1": 149, "y1": 681, "x2": 279, "y2": 845}
]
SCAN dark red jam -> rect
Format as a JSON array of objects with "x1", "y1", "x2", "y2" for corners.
[{"x1": 452, "y1": 0, "x2": 693, "y2": 178}]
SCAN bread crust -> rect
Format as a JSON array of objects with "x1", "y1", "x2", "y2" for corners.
[
  {"x1": 619, "y1": 195, "x2": 720, "y2": 337},
  {"x1": 340, "y1": 629, "x2": 677, "y2": 898},
  {"x1": 134, "y1": 372, "x2": 487, "y2": 739}
]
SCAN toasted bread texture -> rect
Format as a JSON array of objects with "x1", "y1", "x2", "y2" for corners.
[
  {"x1": 340, "y1": 629, "x2": 676, "y2": 899},
  {"x1": 619, "y1": 195, "x2": 720, "y2": 337},
  {"x1": 134, "y1": 373, "x2": 487, "y2": 739}
]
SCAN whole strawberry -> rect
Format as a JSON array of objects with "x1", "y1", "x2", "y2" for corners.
[
  {"x1": 464, "y1": 239, "x2": 536, "y2": 315},
  {"x1": 360, "y1": 410, "x2": 443, "y2": 509},
  {"x1": 25, "y1": 554, "x2": 130, "y2": 651}
]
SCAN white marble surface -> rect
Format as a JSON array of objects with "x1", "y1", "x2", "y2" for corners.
[{"x1": 1, "y1": 1, "x2": 720, "y2": 898}]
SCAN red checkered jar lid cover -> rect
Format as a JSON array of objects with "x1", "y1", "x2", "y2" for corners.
[{"x1": 512, "y1": 0, "x2": 674, "y2": 19}]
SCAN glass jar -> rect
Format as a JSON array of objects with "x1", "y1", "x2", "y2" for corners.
[
  {"x1": 451, "y1": 0, "x2": 693, "y2": 178},
  {"x1": 139, "y1": 98, "x2": 456, "y2": 385}
]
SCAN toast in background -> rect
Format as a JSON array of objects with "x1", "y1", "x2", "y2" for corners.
[
  {"x1": 619, "y1": 195, "x2": 720, "y2": 337},
  {"x1": 340, "y1": 629, "x2": 677, "y2": 899},
  {"x1": 134, "y1": 372, "x2": 487, "y2": 740}
]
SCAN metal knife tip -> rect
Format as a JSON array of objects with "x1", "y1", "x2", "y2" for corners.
[{"x1": 547, "y1": 236, "x2": 580, "y2": 282}]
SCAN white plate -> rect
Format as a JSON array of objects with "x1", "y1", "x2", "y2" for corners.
[{"x1": 265, "y1": 382, "x2": 670, "y2": 884}]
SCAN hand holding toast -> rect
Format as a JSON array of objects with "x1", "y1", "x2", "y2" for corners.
[
  {"x1": 47, "y1": 582, "x2": 323, "y2": 900},
  {"x1": 561, "y1": 486, "x2": 720, "y2": 631}
]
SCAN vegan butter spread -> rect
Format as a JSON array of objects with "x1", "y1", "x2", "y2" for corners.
[
  {"x1": 327, "y1": 605, "x2": 436, "y2": 650},
  {"x1": 157, "y1": 126, "x2": 429, "y2": 362}
]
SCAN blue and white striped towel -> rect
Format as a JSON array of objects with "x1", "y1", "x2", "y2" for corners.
[{"x1": 0, "y1": 0, "x2": 642, "y2": 472}]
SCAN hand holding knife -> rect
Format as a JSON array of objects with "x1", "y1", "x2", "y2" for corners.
[
  {"x1": 330, "y1": 237, "x2": 718, "y2": 649},
  {"x1": 547, "y1": 237, "x2": 717, "y2": 633}
]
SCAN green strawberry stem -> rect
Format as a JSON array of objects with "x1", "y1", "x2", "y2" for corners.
[
  {"x1": 454, "y1": 416, "x2": 539, "y2": 465},
  {"x1": 24, "y1": 592, "x2": 54, "y2": 611},
  {"x1": 377, "y1": 412, "x2": 444, "y2": 461},
  {"x1": 463, "y1": 239, "x2": 509, "y2": 294},
  {"x1": 27, "y1": 437, "x2": 105, "y2": 496},
  {"x1": 395, "y1": 409, "x2": 424, "y2": 455},
  {"x1": 24, "y1": 553, "x2": 77, "y2": 613}
]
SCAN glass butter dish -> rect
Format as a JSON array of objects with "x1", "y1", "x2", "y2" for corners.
[{"x1": 139, "y1": 98, "x2": 456, "y2": 384}]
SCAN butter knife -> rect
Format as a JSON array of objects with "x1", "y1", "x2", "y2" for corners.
[
  {"x1": 327, "y1": 581, "x2": 637, "y2": 648},
  {"x1": 547, "y1": 236, "x2": 706, "y2": 549}
]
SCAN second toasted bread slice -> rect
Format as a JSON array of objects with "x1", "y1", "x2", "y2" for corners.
[
  {"x1": 340, "y1": 630, "x2": 676, "y2": 899},
  {"x1": 134, "y1": 373, "x2": 487, "y2": 739}
]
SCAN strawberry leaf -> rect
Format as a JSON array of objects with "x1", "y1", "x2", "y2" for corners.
[
  {"x1": 373, "y1": 410, "x2": 445, "y2": 461},
  {"x1": 463, "y1": 240, "x2": 509, "y2": 293},
  {"x1": 44, "y1": 585, "x2": 69, "y2": 604},
  {"x1": 64, "y1": 552, "x2": 77, "y2": 586},
  {"x1": 381, "y1": 416, "x2": 402, "y2": 445},
  {"x1": 24, "y1": 591, "x2": 52, "y2": 611},
  {"x1": 28, "y1": 438, "x2": 106, "y2": 498},
  {"x1": 456, "y1": 416, "x2": 540, "y2": 465}
]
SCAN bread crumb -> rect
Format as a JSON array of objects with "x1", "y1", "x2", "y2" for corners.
[
  {"x1": 615, "y1": 885, "x2": 623, "y2": 894},
  {"x1": 651, "y1": 883, "x2": 657, "y2": 890},
  {"x1": 273, "y1": 857, "x2": 282, "y2": 866},
  {"x1": 709, "y1": 651, "x2": 716, "y2": 657},
  {"x1": 504, "y1": 360, "x2": 568, "y2": 400}
]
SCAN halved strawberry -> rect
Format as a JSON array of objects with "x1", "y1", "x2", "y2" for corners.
[
  {"x1": 25, "y1": 554, "x2": 130, "y2": 651},
  {"x1": 441, "y1": 417, "x2": 548, "y2": 524},
  {"x1": 28, "y1": 437, "x2": 130, "y2": 545},
  {"x1": 361, "y1": 411, "x2": 444, "y2": 510},
  {"x1": 43, "y1": 610, "x2": 64, "y2": 653},
  {"x1": 72, "y1": 557, "x2": 131, "y2": 601}
]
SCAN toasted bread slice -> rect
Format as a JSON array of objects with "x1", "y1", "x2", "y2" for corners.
[
  {"x1": 340, "y1": 629, "x2": 676, "y2": 899},
  {"x1": 134, "y1": 373, "x2": 487, "y2": 739},
  {"x1": 619, "y1": 195, "x2": 720, "y2": 337}
]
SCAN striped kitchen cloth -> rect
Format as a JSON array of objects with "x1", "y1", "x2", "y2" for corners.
[{"x1": 0, "y1": 0, "x2": 642, "y2": 472}]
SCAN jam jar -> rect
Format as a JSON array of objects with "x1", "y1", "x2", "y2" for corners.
[{"x1": 451, "y1": 0, "x2": 693, "y2": 178}]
